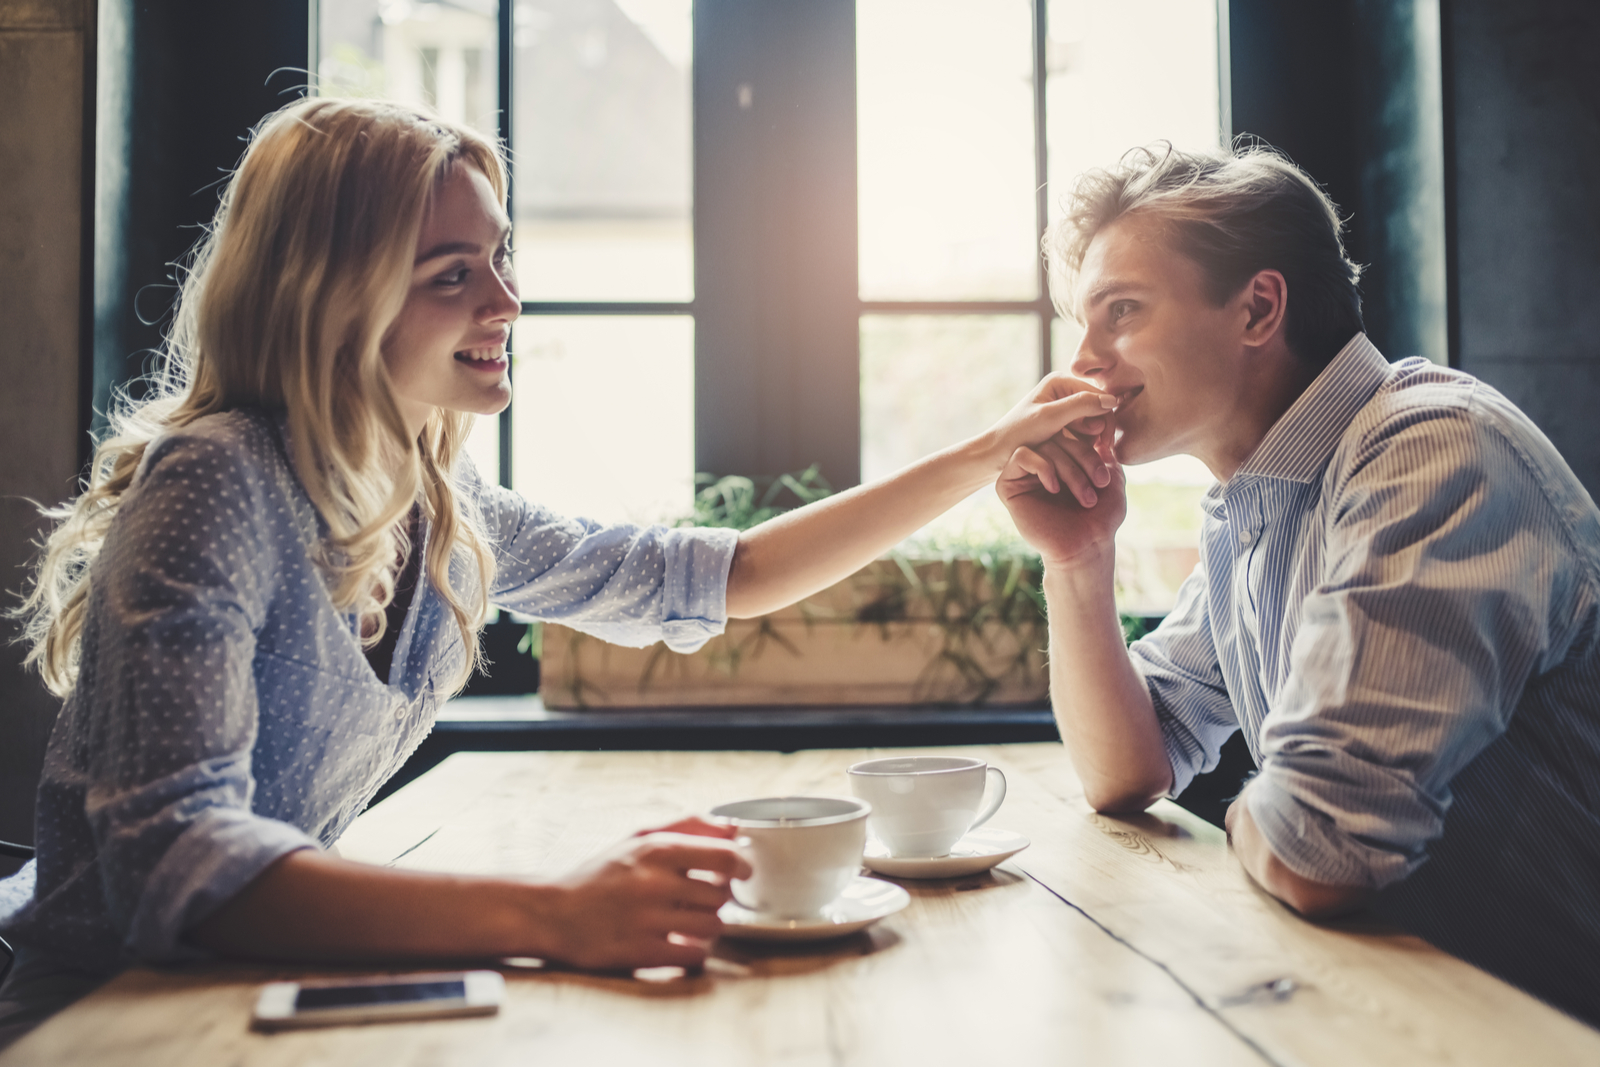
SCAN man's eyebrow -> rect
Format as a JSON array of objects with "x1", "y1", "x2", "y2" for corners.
[
  {"x1": 1082, "y1": 278, "x2": 1147, "y2": 309},
  {"x1": 415, "y1": 224, "x2": 513, "y2": 265}
]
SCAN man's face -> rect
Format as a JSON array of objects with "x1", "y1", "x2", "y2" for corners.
[{"x1": 1067, "y1": 216, "x2": 1247, "y2": 470}]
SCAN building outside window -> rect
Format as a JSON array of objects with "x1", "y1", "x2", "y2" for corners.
[{"x1": 316, "y1": 0, "x2": 1221, "y2": 621}]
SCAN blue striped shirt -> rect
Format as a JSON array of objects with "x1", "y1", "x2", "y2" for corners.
[{"x1": 1130, "y1": 334, "x2": 1600, "y2": 1023}]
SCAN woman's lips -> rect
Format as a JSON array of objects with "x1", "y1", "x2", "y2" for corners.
[
  {"x1": 1114, "y1": 386, "x2": 1144, "y2": 408},
  {"x1": 454, "y1": 347, "x2": 507, "y2": 371}
]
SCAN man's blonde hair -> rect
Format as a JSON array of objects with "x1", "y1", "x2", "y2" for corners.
[
  {"x1": 19, "y1": 96, "x2": 501, "y2": 696},
  {"x1": 1048, "y1": 141, "x2": 1365, "y2": 365}
]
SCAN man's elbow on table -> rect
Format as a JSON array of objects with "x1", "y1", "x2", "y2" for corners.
[
  {"x1": 1225, "y1": 795, "x2": 1370, "y2": 919},
  {"x1": 1080, "y1": 767, "x2": 1173, "y2": 816}
]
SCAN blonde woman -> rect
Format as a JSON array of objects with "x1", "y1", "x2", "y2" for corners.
[{"x1": 0, "y1": 97, "x2": 1114, "y2": 1039}]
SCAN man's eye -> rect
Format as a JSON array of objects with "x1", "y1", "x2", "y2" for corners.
[{"x1": 1110, "y1": 301, "x2": 1135, "y2": 322}]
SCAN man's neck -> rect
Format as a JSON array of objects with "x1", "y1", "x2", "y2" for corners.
[{"x1": 1201, "y1": 345, "x2": 1321, "y2": 482}]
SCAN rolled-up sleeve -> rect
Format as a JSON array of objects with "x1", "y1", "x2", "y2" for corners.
[
  {"x1": 470, "y1": 468, "x2": 737, "y2": 653},
  {"x1": 84, "y1": 433, "x2": 318, "y2": 961},
  {"x1": 1128, "y1": 558, "x2": 1241, "y2": 797},
  {"x1": 1248, "y1": 400, "x2": 1558, "y2": 889}
]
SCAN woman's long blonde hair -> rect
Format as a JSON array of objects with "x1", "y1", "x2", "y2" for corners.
[{"x1": 18, "y1": 96, "x2": 501, "y2": 697}]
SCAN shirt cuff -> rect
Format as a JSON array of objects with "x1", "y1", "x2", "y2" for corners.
[
  {"x1": 127, "y1": 809, "x2": 318, "y2": 962},
  {"x1": 1244, "y1": 767, "x2": 1425, "y2": 890},
  {"x1": 659, "y1": 526, "x2": 739, "y2": 654}
]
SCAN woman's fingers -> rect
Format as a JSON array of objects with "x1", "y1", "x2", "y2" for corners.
[
  {"x1": 635, "y1": 833, "x2": 752, "y2": 881},
  {"x1": 634, "y1": 816, "x2": 735, "y2": 840}
]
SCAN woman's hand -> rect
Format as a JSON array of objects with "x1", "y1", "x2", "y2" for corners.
[
  {"x1": 976, "y1": 374, "x2": 1119, "y2": 506},
  {"x1": 537, "y1": 831, "x2": 750, "y2": 971},
  {"x1": 725, "y1": 374, "x2": 1119, "y2": 619}
]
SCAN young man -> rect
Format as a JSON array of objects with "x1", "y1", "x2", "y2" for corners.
[{"x1": 998, "y1": 144, "x2": 1600, "y2": 1025}]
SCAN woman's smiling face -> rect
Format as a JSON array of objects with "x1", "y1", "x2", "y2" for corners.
[{"x1": 383, "y1": 160, "x2": 520, "y2": 436}]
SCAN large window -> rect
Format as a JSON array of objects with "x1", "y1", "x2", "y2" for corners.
[{"x1": 316, "y1": 0, "x2": 1222, "y2": 611}]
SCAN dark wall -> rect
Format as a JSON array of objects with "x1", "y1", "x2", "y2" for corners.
[
  {"x1": 0, "y1": 0, "x2": 90, "y2": 873},
  {"x1": 95, "y1": 0, "x2": 308, "y2": 429},
  {"x1": 1447, "y1": 0, "x2": 1600, "y2": 500}
]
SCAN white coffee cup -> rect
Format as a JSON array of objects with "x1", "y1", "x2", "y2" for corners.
[
  {"x1": 708, "y1": 795, "x2": 871, "y2": 919},
  {"x1": 847, "y1": 756, "x2": 1006, "y2": 858}
]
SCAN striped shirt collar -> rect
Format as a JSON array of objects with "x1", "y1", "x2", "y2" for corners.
[{"x1": 1231, "y1": 332, "x2": 1393, "y2": 485}]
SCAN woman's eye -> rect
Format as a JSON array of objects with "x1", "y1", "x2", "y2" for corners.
[
  {"x1": 436, "y1": 267, "x2": 469, "y2": 287},
  {"x1": 1110, "y1": 300, "x2": 1135, "y2": 323}
]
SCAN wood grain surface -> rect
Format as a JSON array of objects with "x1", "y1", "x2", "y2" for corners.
[{"x1": 7, "y1": 744, "x2": 1597, "y2": 1066}]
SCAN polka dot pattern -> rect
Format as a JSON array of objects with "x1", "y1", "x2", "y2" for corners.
[{"x1": 0, "y1": 408, "x2": 737, "y2": 973}]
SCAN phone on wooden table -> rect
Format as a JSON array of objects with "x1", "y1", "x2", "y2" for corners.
[{"x1": 251, "y1": 970, "x2": 503, "y2": 1030}]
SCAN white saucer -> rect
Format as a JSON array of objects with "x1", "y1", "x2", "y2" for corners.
[
  {"x1": 718, "y1": 876, "x2": 909, "y2": 943},
  {"x1": 862, "y1": 827, "x2": 1031, "y2": 879}
]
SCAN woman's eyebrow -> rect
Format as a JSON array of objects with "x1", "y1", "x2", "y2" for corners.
[{"x1": 414, "y1": 224, "x2": 513, "y2": 266}]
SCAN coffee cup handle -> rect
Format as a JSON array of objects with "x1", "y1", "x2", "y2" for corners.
[{"x1": 969, "y1": 766, "x2": 1007, "y2": 830}]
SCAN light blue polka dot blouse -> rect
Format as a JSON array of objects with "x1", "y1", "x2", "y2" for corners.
[{"x1": 0, "y1": 408, "x2": 737, "y2": 974}]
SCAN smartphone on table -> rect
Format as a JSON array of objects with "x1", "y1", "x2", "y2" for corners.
[{"x1": 251, "y1": 970, "x2": 503, "y2": 1031}]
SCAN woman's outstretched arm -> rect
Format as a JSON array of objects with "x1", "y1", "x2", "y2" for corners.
[
  {"x1": 724, "y1": 375, "x2": 1117, "y2": 618},
  {"x1": 189, "y1": 823, "x2": 749, "y2": 970}
]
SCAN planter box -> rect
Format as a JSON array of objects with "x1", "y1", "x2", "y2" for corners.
[{"x1": 539, "y1": 558, "x2": 1049, "y2": 710}]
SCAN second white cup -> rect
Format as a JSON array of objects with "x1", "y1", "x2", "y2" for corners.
[{"x1": 847, "y1": 755, "x2": 1006, "y2": 858}]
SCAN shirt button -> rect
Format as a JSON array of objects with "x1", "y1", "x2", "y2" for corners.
[
  {"x1": 393, "y1": 699, "x2": 408, "y2": 720},
  {"x1": 1239, "y1": 529, "x2": 1254, "y2": 545}
]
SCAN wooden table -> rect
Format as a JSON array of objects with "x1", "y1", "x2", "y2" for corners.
[{"x1": 8, "y1": 744, "x2": 1599, "y2": 1065}]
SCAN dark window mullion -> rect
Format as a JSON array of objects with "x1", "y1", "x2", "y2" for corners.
[
  {"x1": 497, "y1": 0, "x2": 515, "y2": 489},
  {"x1": 521, "y1": 302, "x2": 695, "y2": 316},
  {"x1": 860, "y1": 299, "x2": 1055, "y2": 316}
]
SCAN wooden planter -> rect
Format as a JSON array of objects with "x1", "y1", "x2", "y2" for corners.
[{"x1": 539, "y1": 558, "x2": 1049, "y2": 709}]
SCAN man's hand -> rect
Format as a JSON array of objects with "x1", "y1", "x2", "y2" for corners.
[
  {"x1": 538, "y1": 832, "x2": 752, "y2": 971},
  {"x1": 997, "y1": 414, "x2": 1126, "y2": 569},
  {"x1": 1225, "y1": 794, "x2": 1369, "y2": 918}
]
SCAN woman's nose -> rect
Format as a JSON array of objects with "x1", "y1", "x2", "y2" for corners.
[{"x1": 479, "y1": 271, "x2": 521, "y2": 324}]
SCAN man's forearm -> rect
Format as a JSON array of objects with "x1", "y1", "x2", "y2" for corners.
[{"x1": 1043, "y1": 561, "x2": 1174, "y2": 812}]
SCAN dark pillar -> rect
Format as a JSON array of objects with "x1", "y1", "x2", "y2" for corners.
[
  {"x1": 1228, "y1": 0, "x2": 1448, "y2": 366},
  {"x1": 692, "y1": 0, "x2": 860, "y2": 488}
]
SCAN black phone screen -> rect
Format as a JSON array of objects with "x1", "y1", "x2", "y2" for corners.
[{"x1": 294, "y1": 979, "x2": 466, "y2": 1011}]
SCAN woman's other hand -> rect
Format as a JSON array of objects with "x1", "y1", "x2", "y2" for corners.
[{"x1": 539, "y1": 831, "x2": 751, "y2": 970}]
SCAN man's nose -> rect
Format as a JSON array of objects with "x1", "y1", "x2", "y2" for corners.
[{"x1": 1068, "y1": 334, "x2": 1112, "y2": 381}]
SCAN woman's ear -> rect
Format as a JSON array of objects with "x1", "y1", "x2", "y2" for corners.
[{"x1": 1241, "y1": 269, "x2": 1288, "y2": 347}]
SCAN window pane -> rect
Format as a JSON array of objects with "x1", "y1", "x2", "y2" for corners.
[
  {"x1": 861, "y1": 314, "x2": 1038, "y2": 483},
  {"x1": 1045, "y1": 0, "x2": 1221, "y2": 225},
  {"x1": 318, "y1": 0, "x2": 499, "y2": 137},
  {"x1": 511, "y1": 316, "x2": 693, "y2": 524},
  {"x1": 463, "y1": 410, "x2": 501, "y2": 484},
  {"x1": 512, "y1": 0, "x2": 693, "y2": 301},
  {"x1": 857, "y1": 0, "x2": 1039, "y2": 301}
]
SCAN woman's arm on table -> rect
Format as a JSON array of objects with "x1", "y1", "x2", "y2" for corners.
[
  {"x1": 725, "y1": 375, "x2": 1118, "y2": 618},
  {"x1": 190, "y1": 819, "x2": 750, "y2": 970}
]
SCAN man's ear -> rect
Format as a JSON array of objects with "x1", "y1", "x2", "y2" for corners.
[{"x1": 1240, "y1": 269, "x2": 1288, "y2": 347}]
